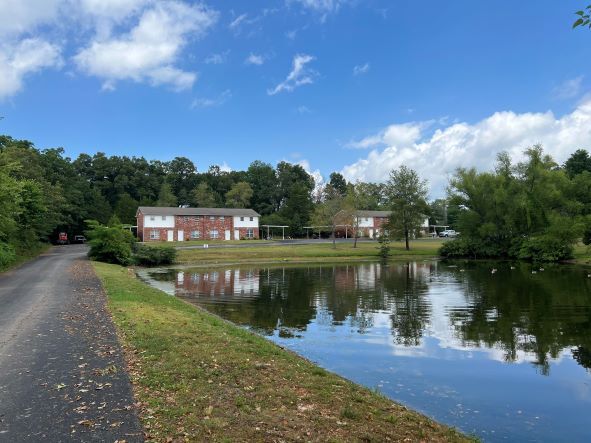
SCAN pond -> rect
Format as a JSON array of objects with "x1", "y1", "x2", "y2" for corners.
[{"x1": 138, "y1": 261, "x2": 591, "y2": 442}]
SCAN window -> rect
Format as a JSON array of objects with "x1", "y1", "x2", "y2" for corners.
[
  {"x1": 220, "y1": 216, "x2": 225, "y2": 221},
  {"x1": 183, "y1": 216, "x2": 190, "y2": 221},
  {"x1": 149, "y1": 230, "x2": 160, "y2": 240},
  {"x1": 190, "y1": 230, "x2": 201, "y2": 239},
  {"x1": 162, "y1": 216, "x2": 167, "y2": 221},
  {"x1": 240, "y1": 217, "x2": 244, "y2": 221},
  {"x1": 246, "y1": 228, "x2": 254, "y2": 239},
  {"x1": 210, "y1": 216, "x2": 215, "y2": 221},
  {"x1": 150, "y1": 216, "x2": 155, "y2": 221},
  {"x1": 249, "y1": 217, "x2": 254, "y2": 221},
  {"x1": 210, "y1": 230, "x2": 219, "y2": 239}
]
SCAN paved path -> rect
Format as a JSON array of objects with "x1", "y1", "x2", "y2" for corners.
[{"x1": 0, "y1": 245, "x2": 142, "y2": 442}]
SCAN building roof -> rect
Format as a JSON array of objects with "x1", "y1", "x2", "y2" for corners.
[
  {"x1": 137, "y1": 206, "x2": 261, "y2": 217},
  {"x1": 356, "y1": 210, "x2": 392, "y2": 218}
]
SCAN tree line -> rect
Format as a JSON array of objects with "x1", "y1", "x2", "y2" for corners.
[{"x1": 1, "y1": 133, "x2": 590, "y2": 266}]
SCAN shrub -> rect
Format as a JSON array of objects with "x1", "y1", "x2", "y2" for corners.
[
  {"x1": 133, "y1": 244, "x2": 177, "y2": 266},
  {"x1": 583, "y1": 226, "x2": 591, "y2": 246},
  {"x1": 377, "y1": 235, "x2": 391, "y2": 260},
  {"x1": 518, "y1": 235, "x2": 574, "y2": 262},
  {"x1": 0, "y1": 242, "x2": 16, "y2": 269},
  {"x1": 85, "y1": 220, "x2": 135, "y2": 266}
]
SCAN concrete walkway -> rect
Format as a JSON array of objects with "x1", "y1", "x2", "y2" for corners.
[{"x1": 0, "y1": 245, "x2": 143, "y2": 442}]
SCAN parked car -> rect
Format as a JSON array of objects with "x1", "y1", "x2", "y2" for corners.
[
  {"x1": 439, "y1": 229, "x2": 458, "y2": 238},
  {"x1": 73, "y1": 235, "x2": 86, "y2": 243}
]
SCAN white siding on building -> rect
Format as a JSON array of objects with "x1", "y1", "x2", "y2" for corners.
[
  {"x1": 144, "y1": 215, "x2": 175, "y2": 228},
  {"x1": 358, "y1": 217, "x2": 373, "y2": 228},
  {"x1": 233, "y1": 216, "x2": 259, "y2": 228}
]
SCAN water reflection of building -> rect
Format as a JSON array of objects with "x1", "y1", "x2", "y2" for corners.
[{"x1": 175, "y1": 269, "x2": 260, "y2": 297}]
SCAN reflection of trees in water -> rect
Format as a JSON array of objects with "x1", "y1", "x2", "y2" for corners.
[
  {"x1": 447, "y1": 262, "x2": 591, "y2": 374},
  {"x1": 381, "y1": 263, "x2": 432, "y2": 346}
]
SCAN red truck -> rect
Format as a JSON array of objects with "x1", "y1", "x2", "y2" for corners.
[{"x1": 57, "y1": 232, "x2": 68, "y2": 245}]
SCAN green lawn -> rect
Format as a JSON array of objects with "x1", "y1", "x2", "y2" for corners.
[
  {"x1": 94, "y1": 261, "x2": 470, "y2": 442},
  {"x1": 176, "y1": 239, "x2": 444, "y2": 265}
]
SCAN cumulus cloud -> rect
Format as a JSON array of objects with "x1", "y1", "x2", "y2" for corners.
[
  {"x1": 353, "y1": 62, "x2": 370, "y2": 76},
  {"x1": 190, "y1": 89, "x2": 232, "y2": 109},
  {"x1": 0, "y1": 0, "x2": 62, "y2": 37},
  {"x1": 0, "y1": 39, "x2": 62, "y2": 99},
  {"x1": 245, "y1": 53, "x2": 265, "y2": 65},
  {"x1": 74, "y1": 1, "x2": 218, "y2": 91},
  {"x1": 268, "y1": 54, "x2": 317, "y2": 95},
  {"x1": 341, "y1": 100, "x2": 591, "y2": 197},
  {"x1": 552, "y1": 76, "x2": 584, "y2": 100}
]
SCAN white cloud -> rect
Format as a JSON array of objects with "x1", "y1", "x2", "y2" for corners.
[
  {"x1": 353, "y1": 62, "x2": 370, "y2": 76},
  {"x1": 245, "y1": 53, "x2": 265, "y2": 65},
  {"x1": 341, "y1": 100, "x2": 591, "y2": 197},
  {"x1": 268, "y1": 54, "x2": 317, "y2": 95},
  {"x1": 297, "y1": 105, "x2": 312, "y2": 114},
  {"x1": 0, "y1": 0, "x2": 63, "y2": 37},
  {"x1": 204, "y1": 51, "x2": 229, "y2": 64},
  {"x1": 291, "y1": 0, "x2": 347, "y2": 13},
  {"x1": 347, "y1": 122, "x2": 424, "y2": 149},
  {"x1": 190, "y1": 89, "x2": 232, "y2": 109},
  {"x1": 296, "y1": 159, "x2": 324, "y2": 194},
  {"x1": 74, "y1": 1, "x2": 218, "y2": 91},
  {"x1": 0, "y1": 38, "x2": 62, "y2": 99},
  {"x1": 229, "y1": 13, "x2": 248, "y2": 30},
  {"x1": 553, "y1": 76, "x2": 584, "y2": 100}
]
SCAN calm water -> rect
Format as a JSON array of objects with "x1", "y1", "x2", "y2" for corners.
[{"x1": 139, "y1": 261, "x2": 591, "y2": 442}]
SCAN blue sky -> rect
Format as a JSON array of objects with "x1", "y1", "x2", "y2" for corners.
[{"x1": 1, "y1": 0, "x2": 590, "y2": 196}]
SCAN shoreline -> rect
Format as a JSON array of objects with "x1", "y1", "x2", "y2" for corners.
[{"x1": 94, "y1": 261, "x2": 472, "y2": 442}]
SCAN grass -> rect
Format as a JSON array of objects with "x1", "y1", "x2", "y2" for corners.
[
  {"x1": 176, "y1": 239, "x2": 444, "y2": 266},
  {"x1": 0, "y1": 242, "x2": 52, "y2": 273},
  {"x1": 572, "y1": 242, "x2": 591, "y2": 266},
  {"x1": 147, "y1": 239, "x2": 274, "y2": 247},
  {"x1": 94, "y1": 261, "x2": 471, "y2": 442}
]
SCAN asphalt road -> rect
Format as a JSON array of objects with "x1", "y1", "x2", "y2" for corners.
[{"x1": 0, "y1": 245, "x2": 142, "y2": 442}]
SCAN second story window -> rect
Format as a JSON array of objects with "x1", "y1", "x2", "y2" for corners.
[
  {"x1": 240, "y1": 217, "x2": 244, "y2": 221},
  {"x1": 162, "y1": 216, "x2": 167, "y2": 221},
  {"x1": 250, "y1": 217, "x2": 254, "y2": 221},
  {"x1": 210, "y1": 216, "x2": 215, "y2": 221},
  {"x1": 220, "y1": 216, "x2": 225, "y2": 221}
]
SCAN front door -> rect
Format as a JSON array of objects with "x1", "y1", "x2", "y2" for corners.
[
  {"x1": 177, "y1": 230, "x2": 184, "y2": 241},
  {"x1": 167, "y1": 230, "x2": 174, "y2": 242},
  {"x1": 234, "y1": 229, "x2": 240, "y2": 240},
  {"x1": 225, "y1": 230, "x2": 231, "y2": 241},
  {"x1": 369, "y1": 229, "x2": 374, "y2": 239}
]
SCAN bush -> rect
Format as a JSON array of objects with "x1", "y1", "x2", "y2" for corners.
[
  {"x1": 377, "y1": 235, "x2": 391, "y2": 260},
  {"x1": 85, "y1": 220, "x2": 135, "y2": 266},
  {"x1": 583, "y1": 226, "x2": 591, "y2": 246},
  {"x1": 518, "y1": 235, "x2": 574, "y2": 262},
  {"x1": 0, "y1": 242, "x2": 16, "y2": 269},
  {"x1": 133, "y1": 245, "x2": 177, "y2": 266},
  {"x1": 439, "y1": 238, "x2": 507, "y2": 259}
]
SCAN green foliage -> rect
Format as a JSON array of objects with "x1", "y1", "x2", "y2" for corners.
[
  {"x1": 564, "y1": 149, "x2": 591, "y2": 177},
  {"x1": 445, "y1": 146, "x2": 584, "y2": 262},
  {"x1": 86, "y1": 219, "x2": 136, "y2": 265},
  {"x1": 573, "y1": 7, "x2": 591, "y2": 29},
  {"x1": 192, "y1": 182, "x2": 218, "y2": 207},
  {"x1": 157, "y1": 182, "x2": 178, "y2": 207},
  {"x1": 225, "y1": 181, "x2": 253, "y2": 208},
  {"x1": 133, "y1": 244, "x2": 177, "y2": 266},
  {"x1": 377, "y1": 235, "x2": 391, "y2": 259},
  {"x1": 385, "y1": 166, "x2": 429, "y2": 250},
  {"x1": 0, "y1": 242, "x2": 16, "y2": 269}
]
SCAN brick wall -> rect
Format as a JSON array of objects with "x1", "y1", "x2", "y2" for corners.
[{"x1": 137, "y1": 213, "x2": 144, "y2": 241}]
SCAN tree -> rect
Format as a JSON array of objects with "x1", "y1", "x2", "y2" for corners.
[
  {"x1": 114, "y1": 193, "x2": 139, "y2": 224},
  {"x1": 311, "y1": 186, "x2": 350, "y2": 248},
  {"x1": 326, "y1": 172, "x2": 348, "y2": 197},
  {"x1": 192, "y1": 182, "x2": 218, "y2": 207},
  {"x1": 225, "y1": 181, "x2": 253, "y2": 208},
  {"x1": 156, "y1": 182, "x2": 177, "y2": 207},
  {"x1": 246, "y1": 161, "x2": 278, "y2": 215},
  {"x1": 85, "y1": 217, "x2": 136, "y2": 265},
  {"x1": 564, "y1": 149, "x2": 591, "y2": 177},
  {"x1": 385, "y1": 166, "x2": 429, "y2": 251},
  {"x1": 573, "y1": 6, "x2": 591, "y2": 29}
]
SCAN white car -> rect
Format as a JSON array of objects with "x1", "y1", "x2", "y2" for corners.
[{"x1": 439, "y1": 229, "x2": 458, "y2": 238}]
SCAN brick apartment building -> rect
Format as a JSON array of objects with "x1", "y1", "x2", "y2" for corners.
[
  {"x1": 336, "y1": 210, "x2": 430, "y2": 238},
  {"x1": 136, "y1": 206, "x2": 260, "y2": 242}
]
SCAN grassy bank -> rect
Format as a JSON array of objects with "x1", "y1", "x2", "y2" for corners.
[
  {"x1": 94, "y1": 261, "x2": 470, "y2": 442},
  {"x1": 176, "y1": 239, "x2": 444, "y2": 266},
  {"x1": 0, "y1": 242, "x2": 51, "y2": 273},
  {"x1": 573, "y1": 243, "x2": 591, "y2": 266}
]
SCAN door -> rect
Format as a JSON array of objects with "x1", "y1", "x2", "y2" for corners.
[
  {"x1": 369, "y1": 229, "x2": 374, "y2": 239},
  {"x1": 177, "y1": 230, "x2": 184, "y2": 241},
  {"x1": 167, "y1": 230, "x2": 174, "y2": 242},
  {"x1": 225, "y1": 230, "x2": 231, "y2": 241},
  {"x1": 234, "y1": 229, "x2": 240, "y2": 240}
]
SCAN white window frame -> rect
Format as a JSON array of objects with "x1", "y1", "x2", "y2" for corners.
[
  {"x1": 246, "y1": 228, "x2": 254, "y2": 239},
  {"x1": 190, "y1": 230, "x2": 201, "y2": 239},
  {"x1": 220, "y1": 216, "x2": 225, "y2": 221},
  {"x1": 149, "y1": 229, "x2": 160, "y2": 240},
  {"x1": 162, "y1": 215, "x2": 167, "y2": 221},
  {"x1": 210, "y1": 230, "x2": 219, "y2": 239},
  {"x1": 150, "y1": 216, "x2": 155, "y2": 221},
  {"x1": 210, "y1": 216, "x2": 215, "y2": 221},
  {"x1": 240, "y1": 216, "x2": 244, "y2": 221},
  {"x1": 249, "y1": 217, "x2": 254, "y2": 221}
]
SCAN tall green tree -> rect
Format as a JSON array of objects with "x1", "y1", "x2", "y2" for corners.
[
  {"x1": 225, "y1": 181, "x2": 253, "y2": 208},
  {"x1": 192, "y1": 182, "x2": 218, "y2": 207},
  {"x1": 246, "y1": 161, "x2": 277, "y2": 215},
  {"x1": 156, "y1": 182, "x2": 177, "y2": 207},
  {"x1": 564, "y1": 149, "x2": 591, "y2": 177},
  {"x1": 385, "y1": 166, "x2": 429, "y2": 251}
]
